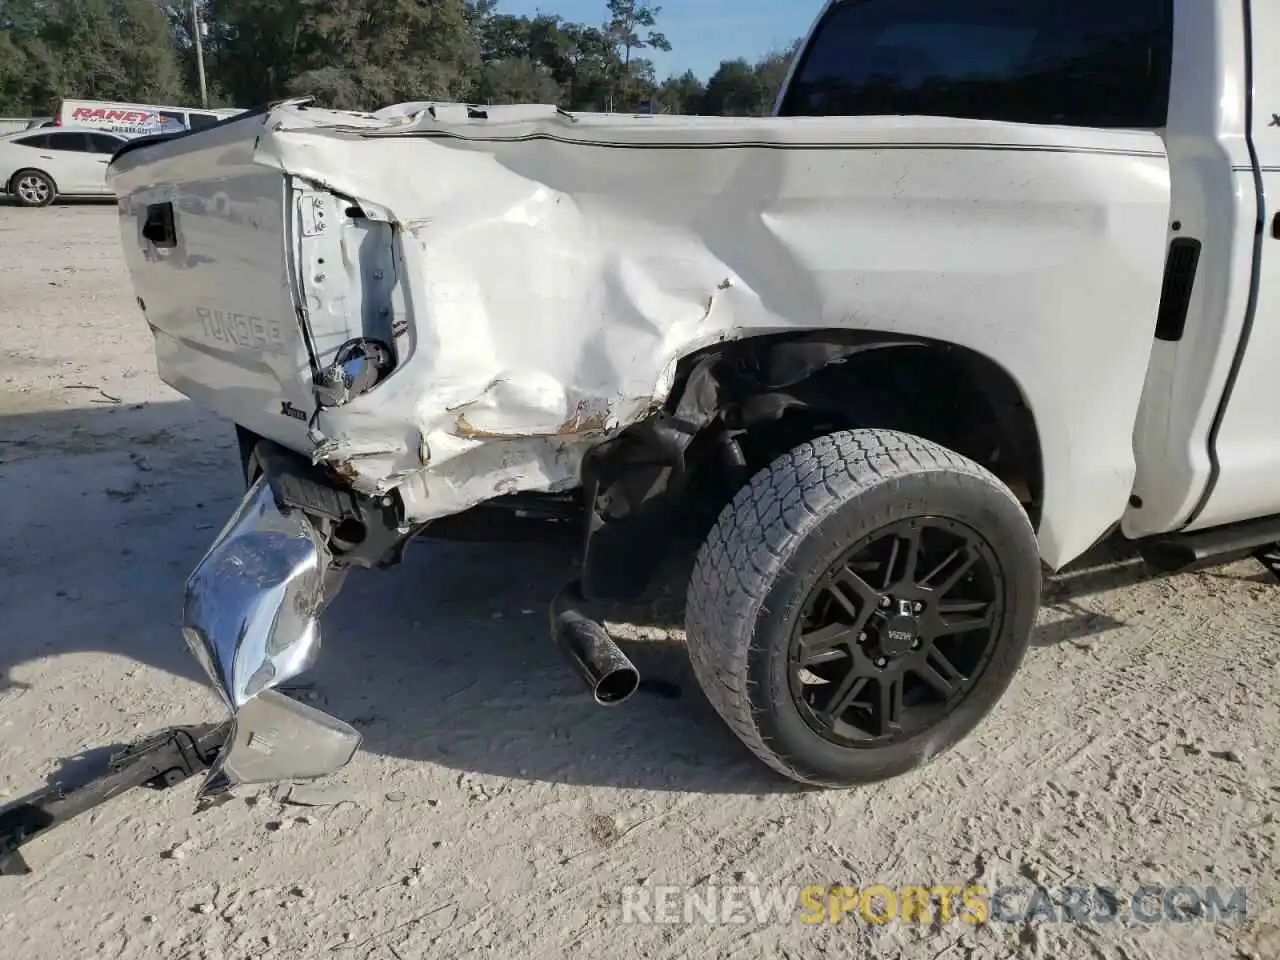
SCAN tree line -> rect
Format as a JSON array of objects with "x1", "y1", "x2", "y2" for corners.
[{"x1": 0, "y1": 0, "x2": 799, "y2": 118}]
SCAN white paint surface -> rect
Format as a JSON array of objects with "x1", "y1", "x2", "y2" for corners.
[{"x1": 110, "y1": 103, "x2": 1174, "y2": 568}]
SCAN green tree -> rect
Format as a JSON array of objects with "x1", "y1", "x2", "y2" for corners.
[
  {"x1": 470, "y1": 12, "x2": 577, "y2": 104},
  {"x1": 0, "y1": 0, "x2": 797, "y2": 119},
  {"x1": 697, "y1": 43, "x2": 800, "y2": 117},
  {"x1": 560, "y1": 22, "x2": 613, "y2": 110},
  {"x1": 199, "y1": 0, "x2": 307, "y2": 105},
  {"x1": 199, "y1": 0, "x2": 479, "y2": 110},
  {"x1": 475, "y1": 56, "x2": 562, "y2": 105},
  {"x1": 0, "y1": 0, "x2": 49, "y2": 113},
  {"x1": 655, "y1": 69, "x2": 705, "y2": 115},
  {"x1": 604, "y1": 0, "x2": 668, "y2": 68},
  {"x1": 1, "y1": 0, "x2": 186, "y2": 112},
  {"x1": 701, "y1": 58, "x2": 764, "y2": 116},
  {"x1": 602, "y1": 0, "x2": 669, "y2": 111},
  {"x1": 754, "y1": 43, "x2": 800, "y2": 114}
]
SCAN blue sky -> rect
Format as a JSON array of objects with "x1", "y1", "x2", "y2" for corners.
[{"x1": 499, "y1": 1, "x2": 819, "y2": 81}]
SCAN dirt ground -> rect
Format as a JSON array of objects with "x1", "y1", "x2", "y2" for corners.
[{"x1": 0, "y1": 201, "x2": 1277, "y2": 960}]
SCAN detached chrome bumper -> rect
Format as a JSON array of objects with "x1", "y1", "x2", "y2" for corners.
[{"x1": 181, "y1": 475, "x2": 360, "y2": 796}]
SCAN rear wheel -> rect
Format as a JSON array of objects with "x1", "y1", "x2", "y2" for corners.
[
  {"x1": 684, "y1": 428, "x2": 1041, "y2": 787},
  {"x1": 11, "y1": 169, "x2": 55, "y2": 208}
]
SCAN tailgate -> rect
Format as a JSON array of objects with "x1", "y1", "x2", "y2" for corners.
[{"x1": 108, "y1": 114, "x2": 318, "y2": 452}]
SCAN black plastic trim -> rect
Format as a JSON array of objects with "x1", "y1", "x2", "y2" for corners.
[
  {"x1": 141, "y1": 202, "x2": 177, "y2": 248},
  {"x1": 1153, "y1": 238, "x2": 1203, "y2": 341},
  {"x1": 390, "y1": 132, "x2": 1165, "y2": 158},
  {"x1": 1140, "y1": 512, "x2": 1280, "y2": 573}
]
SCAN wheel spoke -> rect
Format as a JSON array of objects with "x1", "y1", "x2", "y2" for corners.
[
  {"x1": 875, "y1": 676, "x2": 904, "y2": 736},
  {"x1": 797, "y1": 622, "x2": 856, "y2": 665},
  {"x1": 786, "y1": 511, "x2": 1005, "y2": 750},
  {"x1": 895, "y1": 526, "x2": 923, "y2": 587},
  {"x1": 934, "y1": 602, "x2": 995, "y2": 637},
  {"x1": 919, "y1": 547, "x2": 959, "y2": 587},
  {"x1": 829, "y1": 568, "x2": 879, "y2": 627},
  {"x1": 882, "y1": 537, "x2": 901, "y2": 590},
  {"x1": 824, "y1": 673, "x2": 870, "y2": 720},
  {"x1": 914, "y1": 647, "x2": 964, "y2": 698},
  {"x1": 925, "y1": 549, "x2": 979, "y2": 598},
  {"x1": 938, "y1": 599, "x2": 988, "y2": 614}
]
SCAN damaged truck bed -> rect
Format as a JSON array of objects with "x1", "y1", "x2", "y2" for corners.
[{"x1": 106, "y1": 99, "x2": 1169, "y2": 568}]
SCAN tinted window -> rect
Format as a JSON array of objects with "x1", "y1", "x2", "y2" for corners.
[
  {"x1": 14, "y1": 134, "x2": 49, "y2": 148},
  {"x1": 160, "y1": 110, "x2": 185, "y2": 124},
  {"x1": 188, "y1": 113, "x2": 220, "y2": 130},
  {"x1": 45, "y1": 132, "x2": 93, "y2": 152},
  {"x1": 779, "y1": 0, "x2": 1174, "y2": 129},
  {"x1": 88, "y1": 133, "x2": 124, "y2": 154}
]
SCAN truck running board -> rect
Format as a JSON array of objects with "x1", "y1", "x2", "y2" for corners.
[
  {"x1": 1139, "y1": 514, "x2": 1280, "y2": 574},
  {"x1": 0, "y1": 723, "x2": 229, "y2": 876}
]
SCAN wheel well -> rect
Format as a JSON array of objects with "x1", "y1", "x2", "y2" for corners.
[
  {"x1": 580, "y1": 331, "x2": 1043, "y2": 602},
  {"x1": 9, "y1": 167, "x2": 55, "y2": 193}
]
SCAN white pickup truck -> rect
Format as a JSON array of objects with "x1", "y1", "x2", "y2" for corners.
[{"x1": 91, "y1": 0, "x2": 1280, "y2": 797}]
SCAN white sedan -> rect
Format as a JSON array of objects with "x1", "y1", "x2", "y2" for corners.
[{"x1": 0, "y1": 128, "x2": 128, "y2": 207}]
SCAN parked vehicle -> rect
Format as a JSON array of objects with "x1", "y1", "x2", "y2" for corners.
[
  {"x1": 53, "y1": 98, "x2": 242, "y2": 136},
  {"x1": 0, "y1": 117, "x2": 49, "y2": 136},
  {"x1": 0, "y1": 128, "x2": 127, "y2": 206},
  {"x1": 5, "y1": 0, "x2": 1278, "y2": 872}
]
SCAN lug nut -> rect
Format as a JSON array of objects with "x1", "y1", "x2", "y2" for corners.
[
  {"x1": 858, "y1": 631, "x2": 867, "y2": 642},
  {"x1": 880, "y1": 596, "x2": 891, "y2": 608},
  {"x1": 875, "y1": 658, "x2": 887, "y2": 668},
  {"x1": 913, "y1": 602, "x2": 923, "y2": 614}
]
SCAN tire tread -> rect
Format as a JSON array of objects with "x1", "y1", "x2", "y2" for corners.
[{"x1": 684, "y1": 428, "x2": 1031, "y2": 784}]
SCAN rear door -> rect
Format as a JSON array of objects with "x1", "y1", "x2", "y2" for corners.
[
  {"x1": 1178, "y1": 1, "x2": 1280, "y2": 530},
  {"x1": 1120, "y1": 3, "x2": 1264, "y2": 538},
  {"x1": 37, "y1": 132, "x2": 100, "y2": 193},
  {"x1": 85, "y1": 133, "x2": 124, "y2": 190}
]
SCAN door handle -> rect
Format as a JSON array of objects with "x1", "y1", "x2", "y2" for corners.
[{"x1": 1273, "y1": 212, "x2": 1280, "y2": 240}]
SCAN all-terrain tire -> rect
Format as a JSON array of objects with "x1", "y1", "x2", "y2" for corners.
[{"x1": 684, "y1": 428, "x2": 1041, "y2": 787}]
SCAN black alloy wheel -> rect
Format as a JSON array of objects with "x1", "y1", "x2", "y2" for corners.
[
  {"x1": 684, "y1": 429, "x2": 1041, "y2": 787},
  {"x1": 789, "y1": 517, "x2": 1002, "y2": 748}
]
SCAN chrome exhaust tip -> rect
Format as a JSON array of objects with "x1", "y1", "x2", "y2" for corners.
[{"x1": 551, "y1": 581, "x2": 640, "y2": 706}]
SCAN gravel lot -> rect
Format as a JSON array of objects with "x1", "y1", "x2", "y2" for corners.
[{"x1": 0, "y1": 201, "x2": 1277, "y2": 960}]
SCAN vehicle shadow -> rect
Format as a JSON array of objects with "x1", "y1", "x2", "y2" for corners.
[
  {"x1": 0, "y1": 399, "x2": 1232, "y2": 794},
  {"x1": 1032, "y1": 537, "x2": 1157, "y2": 647},
  {"x1": 0, "y1": 399, "x2": 791, "y2": 794},
  {"x1": 0, "y1": 196, "x2": 116, "y2": 209}
]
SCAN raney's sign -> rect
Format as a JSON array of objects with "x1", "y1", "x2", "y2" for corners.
[{"x1": 70, "y1": 107, "x2": 184, "y2": 134}]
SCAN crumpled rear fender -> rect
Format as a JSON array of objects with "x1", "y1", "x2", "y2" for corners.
[{"x1": 245, "y1": 105, "x2": 1170, "y2": 570}]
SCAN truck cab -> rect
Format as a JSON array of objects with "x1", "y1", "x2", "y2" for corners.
[{"x1": 778, "y1": 0, "x2": 1280, "y2": 552}]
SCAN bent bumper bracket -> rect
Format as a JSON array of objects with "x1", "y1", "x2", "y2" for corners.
[
  {"x1": 0, "y1": 722, "x2": 230, "y2": 876},
  {"x1": 182, "y1": 472, "x2": 361, "y2": 798},
  {"x1": 0, "y1": 462, "x2": 366, "y2": 875}
]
